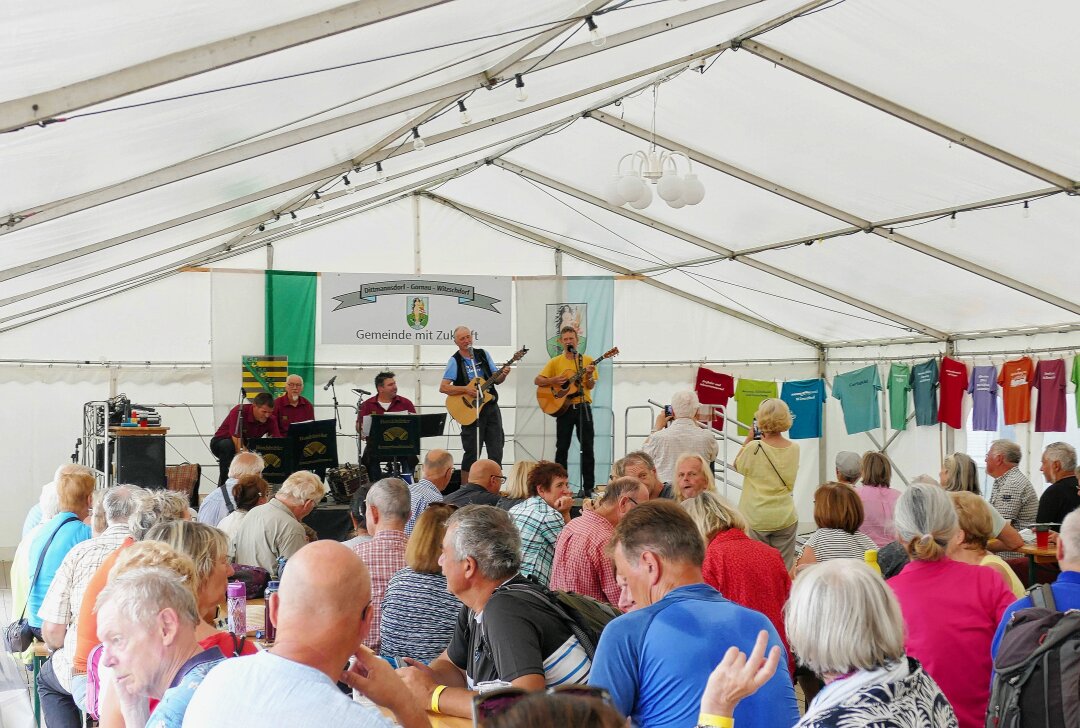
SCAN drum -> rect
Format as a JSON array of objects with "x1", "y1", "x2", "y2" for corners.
[{"x1": 326, "y1": 464, "x2": 368, "y2": 504}]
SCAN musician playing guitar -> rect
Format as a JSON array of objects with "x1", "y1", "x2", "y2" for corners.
[
  {"x1": 209, "y1": 391, "x2": 281, "y2": 487},
  {"x1": 439, "y1": 326, "x2": 510, "y2": 481},
  {"x1": 534, "y1": 326, "x2": 597, "y2": 498}
]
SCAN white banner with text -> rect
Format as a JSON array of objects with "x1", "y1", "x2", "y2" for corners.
[{"x1": 320, "y1": 273, "x2": 512, "y2": 345}]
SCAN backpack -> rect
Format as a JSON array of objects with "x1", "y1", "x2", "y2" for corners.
[
  {"x1": 986, "y1": 584, "x2": 1080, "y2": 728},
  {"x1": 497, "y1": 579, "x2": 621, "y2": 660}
]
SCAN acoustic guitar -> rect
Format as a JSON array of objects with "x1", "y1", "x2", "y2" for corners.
[
  {"x1": 536, "y1": 347, "x2": 620, "y2": 417},
  {"x1": 445, "y1": 347, "x2": 529, "y2": 426}
]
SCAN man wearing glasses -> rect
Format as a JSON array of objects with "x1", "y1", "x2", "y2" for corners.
[
  {"x1": 550, "y1": 476, "x2": 649, "y2": 606},
  {"x1": 443, "y1": 459, "x2": 504, "y2": 508}
]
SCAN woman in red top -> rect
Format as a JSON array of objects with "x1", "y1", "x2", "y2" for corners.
[{"x1": 682, "y1": 491, "x2": 794, "y2": 679}]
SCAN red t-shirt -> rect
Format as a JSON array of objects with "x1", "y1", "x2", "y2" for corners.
[
  {"x1": 997, "y1": 357, "x2": 1034, "y2": 425},
  {"x1": 1034, "y1": 358, "x2": 1067, "y2": 432},
  {"x1": 213, "y1": 403, "x2": 282, "y2": 440},
  {"x1": 273, "y1": 394, "x2": 315, "y2": 435},
  {"x1": 937, "y1": 356, "x2": 969, "y2": 429},
  {"x1": 695, "y1": 367, "x2": 735, "y2": 430}
]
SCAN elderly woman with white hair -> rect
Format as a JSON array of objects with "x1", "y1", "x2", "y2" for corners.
[
  {"x1": 733, "y1": 399, "x2": 800, "y2": 568},
  {"x1": 696, "y1": 561, "x2": 957, "y2": 728},
  {"x1": 887, "y1": 483, "x2": 1014, "y2": 728},
  {"x1": 231, "y1": 469, "x2": 326, "y2": 573}
]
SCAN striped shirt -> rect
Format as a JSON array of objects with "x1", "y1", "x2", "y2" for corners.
[
  {"x1": 405, "y1": 479, "x2": 443, "y2": 537},
  {"x1": 380, "y1": 569, "x2": 461, "y2": 662},
  {"x1": 508, "y1": 497, "x2": 565, "y2": 586},
  {"x1": 38, "y1": 525, "x2": 131, "y2": 689},
  {"x1": 800, "y1": 528, "x2": 877, "y2": 562}
]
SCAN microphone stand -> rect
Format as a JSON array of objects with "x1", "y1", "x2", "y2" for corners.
[
  {"x1": 353, "y1": 389, "x2": 367, "y2": 467},
  {"x1": 328, "y1": 380, "x2": 342, "y2": 431}
]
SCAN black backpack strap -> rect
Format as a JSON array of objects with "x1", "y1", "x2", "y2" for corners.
[
  {"x1": 231, "y1": 632, "x2": 246, "y2": 656},
  {"x1": 496, "y1": 581, "x2": 597, "y2": 660},
  {"x1": 220, "y1": 481, "x2": 236, "y2": 514},
  {"x1": 1029, "y1": 583, "x2": 1056, "y2": 611}
]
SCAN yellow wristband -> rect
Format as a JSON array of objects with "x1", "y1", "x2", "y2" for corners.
[
  {"x1": 430, "y1": 684, "x2": 447, "y2": 714},
  {"x1": 698, "y1": 714, "x2": 734, "y2": 728}
]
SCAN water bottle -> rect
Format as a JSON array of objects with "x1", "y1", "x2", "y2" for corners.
[
  {"x1": 263, "y1": 581, "x2": 279, "y2": 642},
  {"x1": 276, "y1": 556, "x2": 287, "y2": 581},
  {"x1": 226, "y1": 582, "x2": 247, "y2": 636},
  {"x1": 864, "y1": 549, "x2": 882, "y2": 576}
]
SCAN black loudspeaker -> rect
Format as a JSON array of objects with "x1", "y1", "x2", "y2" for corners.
[{"x1": 114, "y1": 436, "x2": 166, "y2": 489}]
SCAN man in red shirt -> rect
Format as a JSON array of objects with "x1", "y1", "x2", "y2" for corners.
[
  {"x1": 273, "y1": 374, "x2": 315, "y2": 435},
  {"x1": 550, "y1": 476, "x2": 649, "y2": 606},
  {"x1": 210, "y1": 392, "x2": 281, "y2": 487},
  {"x1": 356, "y1": 372, "x2": 416, "y2": 482}
]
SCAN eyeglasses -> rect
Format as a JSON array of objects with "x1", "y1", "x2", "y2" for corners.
[
  {"x1": 625, "y1": 496, "x2": 639, "y2": 506},
  {"x1": 489, "y1": 475, "x2": 508, "y2": 484},
  {"x1": 472, "y1": 685, "x2": 612, "y2": 723}
]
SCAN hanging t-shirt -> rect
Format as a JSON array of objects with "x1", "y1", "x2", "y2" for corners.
[
  {"x1": 997, "y1": 357, "x2": 1035, "y2": 425},
  {"x1": 886, "y1": 363, "x2": 911, "y2": 431},
  {"x1": 780, "y1": 379, "x2": 826, "y2": 440},
  {"x1": 695, "y1": 367, "x2": 735, "y2": 430},
  {"x1": 1034, "y1": 359, "x2": 1067, "y2": 432},
  {"x1": 832, "y1": 365, "x2": 882, "y2": 435},
  {"x1": 967, "y1": 365, "x2": 999, "y2": 432},
  {"x1": 1073, "y1": 357, "x2": 1080, "y2": 423},
  {"x1": 909, "y1": 359, "x2": 939, "y2": 426},
  {"x1": 733, "y1": 379, "x2": 778, "y2": 436},
  {"x1": 937, "y1": 356, "x2": 969, "y2": 429}
]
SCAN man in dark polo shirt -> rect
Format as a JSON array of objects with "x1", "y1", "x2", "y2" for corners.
[
  {"x1": 209, "y1": 391, "x2": 281, "y2": 487},
  {"x1": 356, "y1": 371, "x2": 417, "y2": 482},
  {"x1": 397, "y1": 505, "x2": 589, "y2": 718},
  {"x1": 442, "y1": 460, "x2": 503, "y2": 508},
  {"x1": 1037, "y1": 442, "x2": 1080, "y2": 530},
  {"x1": 273, "y1": 374, "x2": 315, "y2": 435}
]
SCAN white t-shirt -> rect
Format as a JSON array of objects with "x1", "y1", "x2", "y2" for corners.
[{"x1": 182, "y1": 651, "x2": 392, "y2": 728}]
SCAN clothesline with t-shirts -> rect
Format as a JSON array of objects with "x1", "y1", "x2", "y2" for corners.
[{"x1": 693, "y1": 356, "x2": 1078, "y2": 442}]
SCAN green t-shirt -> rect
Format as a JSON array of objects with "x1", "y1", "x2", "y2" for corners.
[
  {"x1": 887, "y1": 363, "x2": 911, "y2": 431},
  {"x1": 733, "y1": 379, "x2": 778, "y2": 436},
  {"x1": 832, "y1": 365, "x2": 882, "y2": 435},
  {"x1": 910, "y1": 358, "x2": 939, "y2": 426},
  {"x1": 1072, "y1": 356, "x2": 1080, "y2": 421}
]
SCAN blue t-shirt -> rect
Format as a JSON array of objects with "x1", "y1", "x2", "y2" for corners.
[
  {"x1": 780, "y1": 379, "x2": 825, "y2": 439},
  {"x1": 147, "y1": 648, "x2": 225, "y2": 728},
  {"x1": 991, "y1": 571, "x2": 1080, "y2": 659},
  {"x1": 831, "y1": 365, "x2": 882, "y2": 435},
  {"x1": 909, "y1": 358, "x2": 939, "y2": 426},
  {"x1": 27, "y1": 512, "x2": 90, "y2": 627},
  {"x1": 441, "y1": 351, "x2": 498, "y2": 383},
  {"x1": 590, "y1": 583, "x2": 797, "y2": 728}
]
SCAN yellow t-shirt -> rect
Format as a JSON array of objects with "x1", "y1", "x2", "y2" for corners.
[
  {"x1": 538, "y1": 354, "x2": 597, "y2": 404},
  {"x1": 980, "y1": 552, "x2": 1026, "y2": 597},
  {"x1": 733, "y1": 441, "x2": 800, "y2": 532}
]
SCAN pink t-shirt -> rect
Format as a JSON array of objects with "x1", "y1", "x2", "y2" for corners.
[
  {"x1": 888, "y1": 558, "x2": 1015, "y2": 728},
  {"x1": 856, "y1": 485, "x2": 901, "y2": 547}
]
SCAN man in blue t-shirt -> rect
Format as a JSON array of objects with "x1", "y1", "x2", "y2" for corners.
[
  {"x1": 590, "y1": 501, "x2": 798, "y2": 728},
  {"x1": 991, "y1": 509, "x2": 1080, "y2": 658}
]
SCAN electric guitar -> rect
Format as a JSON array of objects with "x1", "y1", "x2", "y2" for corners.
[
  {"x1": 445, "y1": 347, "x2": 529, "y2": 426},
  {"x1": 536, "y1": 347, "x2": 620, "y2": 417}
]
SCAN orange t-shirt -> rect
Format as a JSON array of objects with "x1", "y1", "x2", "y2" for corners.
[
  {"x1": 997, "y1": 357, "x2": 1035, "y2": 425},
  {"x1": 73, "y1": 537, "x2": 134, "y2": 673}
]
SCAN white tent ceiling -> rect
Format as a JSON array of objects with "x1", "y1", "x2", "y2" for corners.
[{"x1": 2, "y1": 0, "x2": 1078, "y2": 348}]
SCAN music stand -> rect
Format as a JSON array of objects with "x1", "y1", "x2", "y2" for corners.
[
  {"x1": 418, "y1": 412, "x2": 447, "y2": 439},
  {"x1": 289, "y1": 419, "x2": 339, "y2": 475},
  {"x1": 367, "y1": 414, "x2": 421, "y2": 478},
  {"x1": 249, "y1": 438, "x2": 293, "y2": 485}
]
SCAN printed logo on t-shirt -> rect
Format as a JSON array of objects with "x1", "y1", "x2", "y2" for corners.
[{"x1": 1010, "y1": 372, "x2": 1028, "y2": 387}]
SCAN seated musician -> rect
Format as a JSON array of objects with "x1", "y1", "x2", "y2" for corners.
[
  {"x1": 209, "y1": 392, "x2": 280, "y2": 488},
  {"x1": 356, "y1": 372, "x2": 417, "y2": 483}
]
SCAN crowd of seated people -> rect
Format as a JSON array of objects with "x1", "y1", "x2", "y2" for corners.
[{"x1": 13, "y1": 406, "x2": 1079, "y2": 728}]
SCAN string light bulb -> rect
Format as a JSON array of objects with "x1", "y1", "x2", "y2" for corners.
[
  {"x1": 948, "y1": 211, "x2": 957, "y2": 228},
  {"x1": 375, "y1": 161, "x2": 387, "y2": 184},
  {"x1": 343, "y1": 174, "x2": 356, "y2": 194},
  {"x1": 457, "y1": 100, "x2": 471, "y2": 125},
  {"x1": 1023, "y1": 200, "x2": 1030, "y2": 219},
  {"x1": 290, "y1": 212, "x2": 300, "y2": 228},
  {"x1": 586, "y1": 16, "x2": 606, "y2": 47},
  {"x1": 314, "y1": 191, "x2": 325, "y2": 211},
  {"x1": 411, "y1": 127, "x2": 425, "y2": 150},
  {"x1": 514, "y1": 74, "x2": 528, "y2": 103}
]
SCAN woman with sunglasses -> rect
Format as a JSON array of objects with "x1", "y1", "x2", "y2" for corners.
[{"x1": 380, "y1": 504, "x2": 463, "y2": 664}]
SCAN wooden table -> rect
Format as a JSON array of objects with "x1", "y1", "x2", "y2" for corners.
[
  {"x1": 381, "y1": 707, "x2": 471, "y2": 727},
  {"x1": 1018, "y1": 543, "x2": 1058, "y2": 586}
]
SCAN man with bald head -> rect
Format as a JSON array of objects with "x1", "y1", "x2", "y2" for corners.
[
  {"x1": 405, "y1": 449, "x2": 455, "y2": 536},
  {"x1": 442, "y1": 459, "x2": 503, "y2": 508},
  {"x1": 273, "y1": 374, "x2": 315, "y2": 435},
  {"x1": 183, "y1": 541, "x2": 428, "y2": 728}
]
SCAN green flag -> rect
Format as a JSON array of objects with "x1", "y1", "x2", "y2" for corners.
[{"x1": 265, "y1": 270, "x2": 317, "y2": 401}]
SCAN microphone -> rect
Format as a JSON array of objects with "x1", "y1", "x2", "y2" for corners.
[
  {"x1": 352, "y1": 388, "x2": 372, "y2": 396},
  {"x1": 565, "y1": 344, "x2": 576, "y2": 354},
  {"x1": 323, "y1": 375, "x2": 337, "y2": 391}
]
